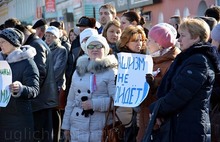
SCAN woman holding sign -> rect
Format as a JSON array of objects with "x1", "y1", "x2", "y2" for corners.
[
  {"x1": 145, "y1": 18, "x2": 220, "y2": 142},
  {"x1": 116, "y1": 25, "x2": 147, "y2": 142},
  {"x1": 62, "y1": 34, "x2": 118, "y2": 142},
  {"x1": 0, "y1": 28, "x2": 39, "y2": 141}
]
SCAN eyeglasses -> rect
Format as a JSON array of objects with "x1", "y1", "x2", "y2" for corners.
[
  {"x1": 45, "y1": 34, "x2": 55, "y2": 38},
  {"x1": 87, "y1": 44, "x2": 104, "y2": 49}
]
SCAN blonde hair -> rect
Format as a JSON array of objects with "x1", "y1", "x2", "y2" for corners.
[
  {"x1": 179, "y1": 18, "x2": 210, "y2": 42},
  {"x1": 102, "y1": 19, "x2": 121, "y2": 39},
  {"x1": 118, "y1": 25, "x2": 147, "y2": 51}
]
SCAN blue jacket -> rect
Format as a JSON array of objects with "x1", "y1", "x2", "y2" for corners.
[{"x1": 149, "y1": 42, "x2": 220, "y2": 142}]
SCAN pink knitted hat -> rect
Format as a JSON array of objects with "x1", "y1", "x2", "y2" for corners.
[{"x1": 148, "y1": 23, "x2": 177, "y2": 48}]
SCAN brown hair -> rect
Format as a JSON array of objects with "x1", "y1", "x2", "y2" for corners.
[
  {"x1": 99, "y1": 4, "x2": 116, "y2": 18},
  {"x1": 205, "y1": 6, "x2": 220, "y2": 22},
  {"x1": 4, "y1": 18, "x2": 21, "y2": 28},
  {"x1": 118, "y1": 25, "x2": 147, "y2": 52},
  {"x1": 102, "y1": 19, "x2": 121, "y2": 39},
  {"x1": 122, "y1": 11, "x2": 141, "y2": 25}
]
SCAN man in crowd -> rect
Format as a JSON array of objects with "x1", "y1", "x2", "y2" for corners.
[
  {"x1": 98, "y1": 3, "x2": 117, "y2": 33},
  {"x1": 32, "y1": 18, "x2": 47, "y2": 40}
]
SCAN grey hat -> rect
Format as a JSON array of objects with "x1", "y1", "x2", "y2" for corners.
[{"x1": 0, "y1": 28, "x2": 24, "y2": 47}]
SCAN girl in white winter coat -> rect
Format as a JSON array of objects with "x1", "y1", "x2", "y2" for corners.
[{"x1": 62, "y1": 34, "x2": 118, "y2": 142}]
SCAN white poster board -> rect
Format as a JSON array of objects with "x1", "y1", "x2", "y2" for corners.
[
  {"x1": 114, "y1": 52, "x2": 153, "y2": 107},
  {"x1": 0, "y1": 61, "x2": 12, "y2": 107}
]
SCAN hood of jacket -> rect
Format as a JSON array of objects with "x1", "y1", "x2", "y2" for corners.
[
  {"x1": 76, "y1": 54, "x2": 118, "y2": 76},
  {"x1": 0, "y1": 45, "x2": 36, "y2": 63}
]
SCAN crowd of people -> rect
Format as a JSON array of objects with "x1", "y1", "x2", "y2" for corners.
[{"x1": 0, "y1": 3, "x2": 220, "y2": 142}]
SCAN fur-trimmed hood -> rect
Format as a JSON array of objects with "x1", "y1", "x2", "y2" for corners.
[
  {"x1": 0, "y1": 45, "x2": 36, "y2": 63},
  {"x1": 76, "y1": 54, "x2": 118, "y2": 76}
]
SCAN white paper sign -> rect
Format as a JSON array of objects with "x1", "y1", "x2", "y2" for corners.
[
  {"x1": 114, "y1": 52, "x2": 153, "y2": 107},
  {"x1": 0, "y1": 61, "x2": 12, "y2": 107}
]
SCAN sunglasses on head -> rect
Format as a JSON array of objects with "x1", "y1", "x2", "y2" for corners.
[{"x1": 87, "y1": 44, "x2": 103, "y2": 49}]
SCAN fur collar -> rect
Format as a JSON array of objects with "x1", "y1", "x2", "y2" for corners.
[
  {"x1": 48, "y1": 39, "x2": 61, "y2": 50},
  {"x1": 76, "y1": 54, "x2": 118, "y2": 76},
  {"x1": 0, "y1": 45, "x2": 36, "y2": 63}
]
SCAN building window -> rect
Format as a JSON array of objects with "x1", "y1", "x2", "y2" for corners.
[
  {"x1": 158, "y1": 12, "x2": 164, "y2": 23},
  {"x1": 174, "y1": 9, "x2": 180, "y2": 16},
  {"x1": 183, "y1": 7, "x2": 190, "y2": 18},
  {"x1": 217, "y1": 0, "x2": 220, "y2": 5}
]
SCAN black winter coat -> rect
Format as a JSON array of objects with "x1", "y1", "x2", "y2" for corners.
[
  {"x1": 60, "y1": 36, "x2": 71, "y2": 53},
  {"x1": 149, "y1": 42, "x2": 220, "y2": 142},
  {"x1": 25, "y1": 34, "x2": 58, "y2": 111},
  {"x1": 65, "y1": 35, "x2": 82, "y2": 94},
  {"x1": 0, "y1": 47, "x2": 39, "y2": 141},
  {"x1": 210, "y1": 48, "x2": 220, "y2": 109}
]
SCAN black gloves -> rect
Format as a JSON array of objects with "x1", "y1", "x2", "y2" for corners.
[
  {"x1": 145, "y1": 74, "x2": 154, "y2": 85},
  {"x1": 81, "y1": 96, "x2": 94, "y2": 117}
]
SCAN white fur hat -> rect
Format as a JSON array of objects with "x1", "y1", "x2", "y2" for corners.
[
  {"x1": 85, "y1": 35, "x2": 110, "y2": 56},
  {"x1": 46, "y1": 26, "x2": 60, "y2": 38},
  {"x1": 80, "y1": 28, "x2": 98, "y2": 43}
]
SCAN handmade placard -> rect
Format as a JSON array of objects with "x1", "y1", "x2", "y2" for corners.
[
  {"x1": 0, "y1": 61, "x2": 12, "y2": 107},
  {"x1": 114, "y1": 52, "x2": 153, "y2": 107}
]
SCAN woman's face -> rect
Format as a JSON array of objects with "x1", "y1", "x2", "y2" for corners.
[
  {"x1": 87, "y1": 41, "x2": 105, "y2": 60},
  {"x1": 146, "y1": 37, "x2": 161, "y2": 54},
  {"x1": 106, "y1": 25, "x2": 121, "y2": 44},
  {"x1": 69, "y1": 31, "x2": 76, "y2": 43},
  {"x1": 126, "y1": 34, "x2": 143, "y2": 53},
  {"x1": 45, "y1": 32, "x2": 56, "y2": 45},
  {"x1": 0, "y1": 38, "x2": 16, "y2": 55},
  {"x1": 178, "y1": 29, "x2": 199, "y2": 51},
  {"x1": 120, "y1": 16, "x2": 131, "y2": 31}
]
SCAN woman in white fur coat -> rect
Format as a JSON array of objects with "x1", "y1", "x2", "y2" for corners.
[{"x1": 62, "y1": 34, "x2": 118, "y2": 142}]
